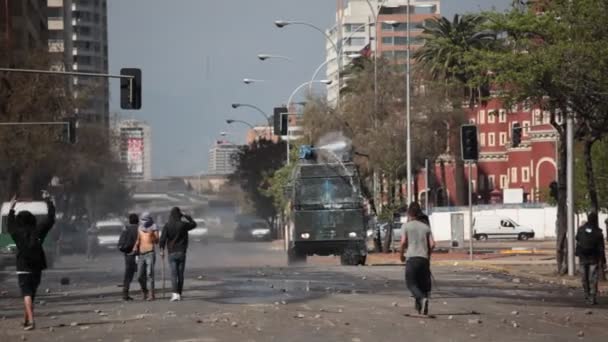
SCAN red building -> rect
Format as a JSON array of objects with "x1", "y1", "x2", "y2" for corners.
[{"x1": 417, "y1": 99, "x2": 559, "y2": 207}]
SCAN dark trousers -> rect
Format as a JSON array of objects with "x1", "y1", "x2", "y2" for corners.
[
  {"x1": 581, "y1": 262, "x2": 599, "y2": 300},
  {"x1": 123, "y1": 254, "x2": 137, "y2": 296},
  {"x1": 405, "y1": 257, "x2": 432, "y2": 301},
  {"x1": 169, "y1": 252, "x2": 186, "y2": 295}
]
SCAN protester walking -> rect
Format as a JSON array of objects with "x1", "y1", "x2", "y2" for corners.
[
  {"x1": 117, "y1": 214, "x2": 140, "y2": 301},
  {"x1": 399, "y1": 202, "x2": 436, "y2": 316},
  {"x1": 159, "y1": 207, "x2": 197, "y2": 302},
  {"x1": 132, "y1": 212, "x2": 159, "y2": 300},
  {"x1": 575, "y1": 212, "x2": 606, "y2": 305},
  {"x1": 7, "y1": 193, "x2": 56, "y2": 331}
]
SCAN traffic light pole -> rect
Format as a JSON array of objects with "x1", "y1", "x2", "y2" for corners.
[
  {"x1": 0, "y1": 67, "x2": 136, "y2": 106},
  {"x1": 566, "y1": 117, "x2": 575, "y2": 276},
  {"x1": 468, "y1": 161, "x2": 474, "y2": 261}
]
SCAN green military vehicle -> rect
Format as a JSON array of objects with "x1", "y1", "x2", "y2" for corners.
[{"x1": 285, "y1": 145, "x2": 367, "y2": 266}]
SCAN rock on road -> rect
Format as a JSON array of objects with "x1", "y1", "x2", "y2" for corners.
[{"x1": 0, "y1": 241, "x2": 606, "y2": 341}]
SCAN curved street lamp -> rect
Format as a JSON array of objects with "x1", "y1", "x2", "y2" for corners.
[
  {"x1": 257, "y1": 54, "x2": 293, "y2": 62},
  {"x1": 226, "y1": 119, "x2": 255, "y2": 130},
  {"x1": 243, "y1": 78, "x2": 265, "y2": 85},
  {"x1": 231, "y1": 103, "x2": 272, "y2": 126}
]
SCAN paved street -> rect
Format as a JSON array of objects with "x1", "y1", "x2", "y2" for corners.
[{"x1": 1, "y1": 241, "x2": 607, "y2": 341}]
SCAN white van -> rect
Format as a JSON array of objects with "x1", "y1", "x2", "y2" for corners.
[
  {"x1": 95, "y1": 219, "x2": 125, "y2": 250},
  {"x1": 473, "y1": 216, "x2": 535, "y2": 241}
]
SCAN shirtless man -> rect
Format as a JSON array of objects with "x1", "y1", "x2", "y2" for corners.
[{"x1": 132, "y1": 212, "x2": 159, "y2": 300}]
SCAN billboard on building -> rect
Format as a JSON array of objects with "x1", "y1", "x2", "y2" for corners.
[{"x1": 121, "y1": 128, "x2": 144, "y2": 177}]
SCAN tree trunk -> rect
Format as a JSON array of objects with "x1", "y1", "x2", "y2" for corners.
[
  {"x1": 583, "y1": 139, "x2": 600, "y2": 221},
  {"x1": 556, "y1": 130, "x2": 568, "y2": 275}
]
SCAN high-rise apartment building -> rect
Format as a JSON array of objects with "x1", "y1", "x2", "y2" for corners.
[
  {"x1": 116, "y1": 119, "x2": 153, "y2": 181},
  {"x1": 1, "y1": 0, "x2": 48, "y2": 54},
  {"x1": 47, "y1": 0, "x2": 73, "y2": 71},
  {"x1": 71, "y1": 0, "x2": 109, "y2": 125},
  {"x1": 326, "y1": 0, "x2": 441, "y2": 105},
  {"x1": 208, "y1": 141, "x2": 240, "y2": 175}
]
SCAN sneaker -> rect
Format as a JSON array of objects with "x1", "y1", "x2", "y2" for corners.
[
  {"x1": 414, "y1": 299, "x2": 422, "y2": 314},
  {"x1": 170, "y1": 293, "x2": 179, "y2": 302},
  {"x1": 23, "y1": 322, "x2": 35, "y2": 331},
  {"x1": 177, "y1": 294, "x2": 182, "y2": 301},
  {"x1": 421, "y1": 298, "x2": 429, "y2": 316},
  {"x1": 122, "y1": 296, "x2": 134, "y2": 301}
]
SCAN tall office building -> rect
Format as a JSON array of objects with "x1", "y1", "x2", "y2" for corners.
[
  {"x1": 325, "y1": 0, "x2": 441, "y2": 105},
  {"x1": 208, "y1": 140, "x2": 240, "y2": 175},
  {"x1": 1, "y1": 0, "x2": 48, "y2": 54},
  {"x1": 116, "y1": 119, "x2": 153, "y2": 181},
  {"x1": 71, "y1": 0, "x2": 109, "y2": 125},
  {"x1": 47, "y1": 0, "x2": 73, "y2": 72}
]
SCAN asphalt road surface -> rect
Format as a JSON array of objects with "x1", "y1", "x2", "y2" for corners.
[{"x1": 0, "y1": 241, "x2": 606, "y2": 341}]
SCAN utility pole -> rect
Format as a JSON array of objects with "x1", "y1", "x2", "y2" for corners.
[
  {"x1": 405, "y1": 0, "x2": 413, "y2": 204},
  {"x1": 425, "y1": 159, "x2": 429, "y2": 214},
  {"x1": 566, "y1": 116, "x2": 575, "y2": 276},
  {"x1": 468, "y1": 161, "x2": 473, "y2": 261}
]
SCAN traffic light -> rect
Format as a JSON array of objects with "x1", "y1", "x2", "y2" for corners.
[
  {"x1": 62, "y1": 117, "x2": 77, "y2": 144},
  {"x1": 460, "y1": 124, "x2": 479, "y2": 161},
  {"x1": 120, "y1": 68, "x2": 142, "y2": 110},
  {"x1": 512, "y1": 123, "x2": 522, "y2": 147},
  {"x1": 273, "y1": 106, "x2": 288, "y2": 135},
  {"x1": 549, "y1": 181, "x2": 558, "y2": 200}
]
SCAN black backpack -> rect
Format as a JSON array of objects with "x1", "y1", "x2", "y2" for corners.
[
  {"x1": 577, "y1": 227, "x2": 599, "y2": 257},
  {"x1": 117, "y1": 226, "x2": 135, "y2": 253}
]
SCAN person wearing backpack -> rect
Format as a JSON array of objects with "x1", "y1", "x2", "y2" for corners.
[
  {"x1": 575, "y1": 212, "x2": 606, "y2": 305},
  {"x1": 117, "y1": 213, "x2": 139, "y2": 301}
]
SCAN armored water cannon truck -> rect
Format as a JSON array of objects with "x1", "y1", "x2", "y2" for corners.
[{"x1": 285, "y1": 145, "x2": 367, "y2": 265}]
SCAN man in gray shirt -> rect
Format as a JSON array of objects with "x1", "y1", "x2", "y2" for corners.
[{"x1": 400, "y1": 202, "x2": 436, "y2": 315}]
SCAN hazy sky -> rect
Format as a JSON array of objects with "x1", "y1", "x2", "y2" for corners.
[{"x1": 108, "y1": 0, "x2": 511, "y2": 178}]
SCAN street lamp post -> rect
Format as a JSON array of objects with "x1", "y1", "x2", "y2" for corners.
[
  {"x1": 226, "y1": 119, "x2": 255, "y2": 130},
  {"x1": 231, "y1": 103, "x2": 272, "y2": 126},
  {"x1": 257, "y1": 54, "x2": 293, "y2": 62},
  {"x1": 406, "y1": 0, "x2": 413, "y2": 204}
]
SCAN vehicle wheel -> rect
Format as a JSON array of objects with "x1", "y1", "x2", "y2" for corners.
[
  {"x1": 518, "y1": 233, "x2": 529, "y2": 241},
  {"x1": 478, "y1": 234, "x2": 488, "y2": 241},
  {"x1": 358, "y1": 255, "x2": 367, "y2": 266},
  {"x1": 340, "y1": 248, "x2": 358, "y2": 266},
  {"x1": 287, "y1": 248, "x2": 306, "y2": 265}
]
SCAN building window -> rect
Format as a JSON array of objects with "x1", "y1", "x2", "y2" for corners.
[
  {"x1": 344, "y1": 23, "x2": 365, "y2": 32},
  {"x1": 522, "y1": 120, "x2": 531, "y2": 137},
  {"x1": 488, "y1": 133, "x2": 496, "y2": 146},
  {"x1": 499, "y1": 109, "x2": 507, "y2": 123},
  {"x1": 500, "y1": 175, "x2": 508, "y2": 189},
  {"x1": 381, "y1": 36, "x2": 424, "y2": 45},
  {"x1": 488, "y1": 110, "x2": 496, "y2": 123},
  {"x1": 480, "y1": 133, "x2": 486, "y2": 147},
  {"x1": 344, "y1": 37, "x2": 366, "y2": 46},
  {"x1": 533, "y1": 109, "x2": 542, "y2": 125},
  {"x1": 478, "y1": 110, "x2": 485, "y2": 124},
  {"x1": 488, "y1": 175, "x2": 495, "y2": 190},
  {"x1": 511, "y1": 168, "x2": 518, "y2": 183},
  {"x1": 522, "y1": 167, "x2": 530, "y2": 183},
  {"x1": 510, "y1": 103, "x2": 518, "y2": 112},
  {"x1": 499, "y1": 132, "x2": 507, "y2": 146}
]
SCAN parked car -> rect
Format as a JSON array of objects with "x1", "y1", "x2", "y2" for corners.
[
  {"x1": 96, "y1": 219, "x2": 125, "y2": 251},
  {"x1": 233, "y1": 220, "x2": 272, "y2": 242},
  {"x1": 366, "y1": 221, "x2": 403, "y2": 253},
  {"x1": 189, "y1": 218, "x2": 209, "y2": 244},
  {"x1": 473, "y1": 216, "x2": 535, "y2": 241}
]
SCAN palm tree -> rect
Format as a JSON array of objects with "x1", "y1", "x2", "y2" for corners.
[
  {"x1": 414, "y1": 14, "x2": 495, "y2": 85},
  {"x1": 414, "y1": 14, "x2": 495, "y2": 206}
]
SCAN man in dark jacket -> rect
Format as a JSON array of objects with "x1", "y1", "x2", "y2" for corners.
[
  {"x1": 575, "y1": 212, "x2": 606, "y2": 305},
  {"x1": 117, "y1": 213, "x2": 139, "y2": 301},
  {"x1": 7, "y1": 194, "x2": 56, "y2": 331},
  {"x1": 159, "y1": 207, "x2": 196, "y2": 302}
]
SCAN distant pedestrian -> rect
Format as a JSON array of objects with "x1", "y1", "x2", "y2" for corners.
[
  {"x1": 399, "y1": 202, "x2": 436, "y2": 316},
  {"x1": 7, "y1": 193, "x2": 56, "y2": 331},
  {"x1": 117, "y1": 214, "x2": 140, "y2": 301},
  {"x1": 575, "y1": 212, "x2": 606, "y2": 305},
  {"x1": 86, "y1": 221, "x2": 98, "y2": 260},
  {"x1": 132, "y1": 212, "x2": 159, "y2": 300},
  {"x1": 160, "y1": 207, "x2": 197, "y2": 302}
]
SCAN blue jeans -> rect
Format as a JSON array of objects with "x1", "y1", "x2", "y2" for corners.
[
  {"x1": 137, "y1": 252, "x2": 155, "y2": 293},
  {"x1": 169, "y1": 252, "x2": 186, "y2": 295}
]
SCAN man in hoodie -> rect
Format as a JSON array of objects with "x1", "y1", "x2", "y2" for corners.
[
  {"x1": 575, "y1": 212, "x2": 606, "y2": 305},
  {"x1": 7, "y1": 194, "x2": 56, "y2": 331},
  {"x1": 159, "y1": 207, "x2": 197, "y2": 302},
  {"x1": 117, "y1": 213, "x2": 140, "y2": 301},
  {"x1": 132, "y1": 212, "x2": 159, "y2": 300}
]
